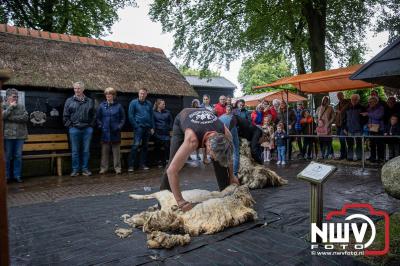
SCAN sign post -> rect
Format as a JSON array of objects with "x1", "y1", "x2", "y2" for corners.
[{"x1": 297, "y1": 161, "x2": 336, "y2": 243}]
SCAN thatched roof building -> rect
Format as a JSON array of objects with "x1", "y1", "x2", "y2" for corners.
[{"x1": 0, "y1": 24, "x2": 196, "y2": 96}]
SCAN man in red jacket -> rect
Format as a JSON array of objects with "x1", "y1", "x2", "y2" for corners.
[{"x1": 214, "y1": 95, "x2": 227, "y2": 117}]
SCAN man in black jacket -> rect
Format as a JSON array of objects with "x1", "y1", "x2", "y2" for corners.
[
  {"x1": 343, "y1": 94, "x2": 367, "y2": 161},
  {"x1": 63, "y1": 81, "x2": 96, "y2": 177}
]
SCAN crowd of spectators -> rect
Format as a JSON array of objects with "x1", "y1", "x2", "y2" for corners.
[
  {"x1": 3, "y1": 84, "x2": 400, "y2": 183},
  {"x1": 194, "y1": 90, "x2": 400, "y2": 165}
]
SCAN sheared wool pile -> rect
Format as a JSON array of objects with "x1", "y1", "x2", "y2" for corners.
[
  {"x1": 238, "y1": 138, "x2": 288, "y2": 188},
  {"x1": 118, "y1": 185, "x2": 257, "y2": 249}
]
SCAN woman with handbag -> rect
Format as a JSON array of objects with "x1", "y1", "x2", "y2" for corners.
[
  {"x1": 316, "y1": 96, "x2": 335, "y2": 159},
  {"x1": 366, "y1": 96, "x2": 385, "y2": 163}
]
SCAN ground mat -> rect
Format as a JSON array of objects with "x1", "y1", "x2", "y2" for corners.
[
  {"x1": 153, "y1": 227, "x2": 368, "y2": 266},
  {"x1": 249, "y1": 162, "x2": 400, "y2": 238},
  {"x1": 8, "y1": 189, "x2": 280, "y2": 265},
  {"x1": 8, "y1": 162, "x2": 400, "y2": 265}
]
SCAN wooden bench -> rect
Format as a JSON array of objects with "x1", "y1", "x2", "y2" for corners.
[
  {"x1": 23, "y1": 134, "x2": 70, "y2": 177},
  {"x1": 22, "y1": 132, "x2": 160, "y2": 176}
]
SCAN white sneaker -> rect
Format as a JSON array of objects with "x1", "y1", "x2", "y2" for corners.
[
  {"x1": 266, "y1": 158, "x2": 271, "y2": 162},
  {"x1": 281, "y1": 161, "x2": 286, "y2": 165},
  {"x1": 277, "y1": 161, "x2": 281, "y2": 165}
]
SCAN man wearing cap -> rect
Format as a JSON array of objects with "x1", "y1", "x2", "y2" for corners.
[
  {"x1": 2, "y1": 88, "x2": 28, "y2": 183},
  {"x1": 160, "y1": 108, "x2": 239, "y2": 212}
]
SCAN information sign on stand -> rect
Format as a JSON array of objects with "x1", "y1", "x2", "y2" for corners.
[{"x1": 297, "y1": 161, "x2": 336, "y2": 243}]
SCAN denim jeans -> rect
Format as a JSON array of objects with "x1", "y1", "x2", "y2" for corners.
[
  {"x1": 4, "y1": 139, "x2": 24, "y2": 179},
  {"x1": 346, "y1": 132, "x2": 362, "y2": 160},
  {"x1": 69, "y1": 127, "x2": 93, "y2": 172},
  {"x1": 337, "y1": 127, "x2": 347, "y2": 158},
  {"x1": 277, "y1": 146, "x2": 286, "y2": 162},
  {"x1": 231, "y1": 127, "x2": 240, "y2": 177},
  {"x1": 219, "y1": 114, "x2": 240, "y2": 176},
  {"x1": 129, "y1": 127, "x2": 151, "y2": 168}
]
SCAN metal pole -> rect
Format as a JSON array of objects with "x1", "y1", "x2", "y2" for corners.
[
  {"x1": 0, "y1": 81, "x2": 10, "y2": 266},
  {"x1": 310, "y1": 183, "x2": 323, "y2": 243},
  {"x1": 311, "y1": 94, "x2": 315, "y2": 134},
  {"x1": 286, "y1": 90, "x2": 289, "y2": 161},
  {"x1": 362, "y1": 135, "x2": 365, "y2": 171}
]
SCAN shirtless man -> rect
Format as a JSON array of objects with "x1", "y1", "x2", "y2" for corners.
[{"x1": 160, "y1": 108, "x2": 240, "y2": 211}]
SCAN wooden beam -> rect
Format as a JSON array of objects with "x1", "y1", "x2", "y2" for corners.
[
  {"x1": 23, "y1": 142, "x2": 69, "y2": 152},
  {"x1": 26, "y1": 134, "x2": 68, "y2": 142},
  {"x1": 0, "y1": 82, "x2": 10, "y2": 265}
]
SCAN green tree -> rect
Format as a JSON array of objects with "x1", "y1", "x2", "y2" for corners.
[
  {"x1": 178, "y1": 65, "x2": 220, "y2": 77},
  {"x1": 149, "y1": 0, "x2": 391, "y2": 75},
  {"x1": 238, "y1": 53, "x2": 293, "y2": 95},
  {"x1": 1, "y1": 0, "x2": 137, "y2": 37},
  {"x1": 375, "y1": 0, "x2": 400, "y2": 42},
  {"x1": 344, "y1": 87, "x2": 386, "y2": 106}
]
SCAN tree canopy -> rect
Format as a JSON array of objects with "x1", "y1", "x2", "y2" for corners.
[
  {"x1": 238, "y1": 53, "x2": 293, "y2": 95},
  {"x1": 1, "y1": 0, "x2": 137, "y2": 37},
  {"x1": 149, "y1": 0, "x2": 396, "y2": 75},
  {"x1": 178, "y1": 65, "x2": 220, "y2": 77}
]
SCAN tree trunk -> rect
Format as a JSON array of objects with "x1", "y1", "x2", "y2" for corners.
[
  {"x1": 293, "y1": 47, "x2": 306, "y2": 74},
  {"x1": 41, "y1": 0, "x2": 56, "y2": 32},
  {"x1": 302, "y1": 0, "x2": 327, "y2": 105},
  {"x1": 302, "y1": 0, "x2": 327, "y2": 72}
]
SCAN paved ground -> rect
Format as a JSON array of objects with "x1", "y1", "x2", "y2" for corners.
[
  {"x1": 6, "y1": 159, "x2": 400, "y2": 265},
  {"x1": 7, "y1": 160, "x2": 214, "y2": 207},
  {"x1": 6, "y1": 157, "x2": 380, "y2": 207}
]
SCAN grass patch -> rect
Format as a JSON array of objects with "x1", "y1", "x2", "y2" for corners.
[{"x1": 357, "y1": 212, "x2": 400, "y2": 265}]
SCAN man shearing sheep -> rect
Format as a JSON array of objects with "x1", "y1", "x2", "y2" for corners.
[{"x1": 160, "y1": 108, "x2": 240, "y2": 211}]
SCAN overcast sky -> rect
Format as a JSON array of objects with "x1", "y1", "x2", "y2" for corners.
[{"x1": 104, "y1": 0, "x2": 389, "y2": 97}]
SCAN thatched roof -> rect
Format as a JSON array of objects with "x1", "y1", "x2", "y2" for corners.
[{"x1": 0, "y1": 24, "x2": 197, "y2": 96}]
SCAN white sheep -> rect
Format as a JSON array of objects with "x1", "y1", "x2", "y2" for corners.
[
  {"x1": 238, "y1": 138, "x2": 288, "y2": 188},
  {"x1": 122, "y1": 185, "x2": 257, "y2": 248}
]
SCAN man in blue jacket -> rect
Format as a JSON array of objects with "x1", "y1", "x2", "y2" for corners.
[{"x1": 128, "y1": 88, "x2": 154, "y2": 172}]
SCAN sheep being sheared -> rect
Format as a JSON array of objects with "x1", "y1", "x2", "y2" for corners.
[
  {"x1": 123, "y1": 185, "x2": 257, "y2": 238},
  {"x1": 238, "y1": 138, "x2": 288, "y2": 188}
]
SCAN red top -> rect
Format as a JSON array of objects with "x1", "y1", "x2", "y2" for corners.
[
  {"x1": 264, "y1": 107, "x2": 277, "y2": 122},
  {"x1": 214, "y1": 103, "x2": 226, "y2": 117}
]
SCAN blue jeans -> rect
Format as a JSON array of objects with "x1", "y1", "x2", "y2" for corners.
[
  {"x1": 346, "y1": 132, "x2": 362, "y2": 160},
  {"x1": 69, "y1": 127, "x2": 93, "y2": 172},
  {"x1": 277, "y1": 146, "x2": 286, "y2": 162},
  {"x1": 337, "y1": 127, "x2": 347, "y2": 158},
  {"x1": 231, "y1": 127, "x2": 240, "y2": 177},
  {"x1": 129, "y1": 127, "x2": 151, "y2": 168},
  {"x1": 4, "y1": 139, "x2": 24, "y2": 179}
]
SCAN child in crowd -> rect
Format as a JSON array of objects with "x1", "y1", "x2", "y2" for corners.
[
  {"x1": 300, "y1": 110, "x2": 314, "y2": 159},
  {"x1": 260, "y1": 115, "x2": 275, "y2": 162},
  {"x1": 316, "y1": 119, "x2": 330, "y2": 159},
  {"x1": 384, "y1": 114, "x2": 400, "y2": 159},
  {"x1": 274, "y1": 122, "x2": 287, "y2": 165},
  {"x1": 251, "y1": 104, "x2": 264, "y2": 126}
]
